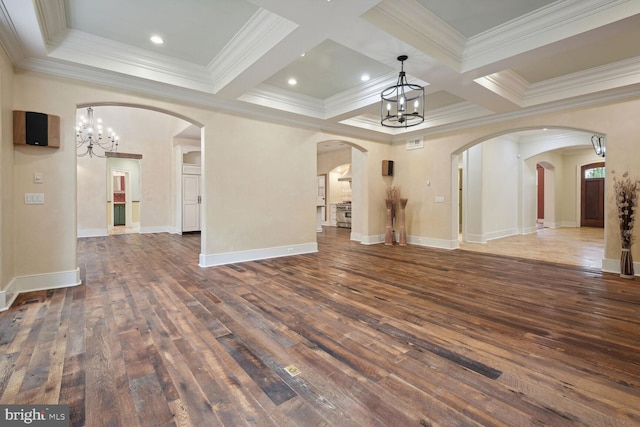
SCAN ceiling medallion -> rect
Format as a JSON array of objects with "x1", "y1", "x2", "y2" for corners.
[{"x1": 381, "y1": 55, "x2": 424, "y2": 128}]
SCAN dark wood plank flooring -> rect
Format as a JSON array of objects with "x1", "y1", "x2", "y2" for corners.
[{"x1": 1, "y1": 227, "x2": 639, "y2": 426}]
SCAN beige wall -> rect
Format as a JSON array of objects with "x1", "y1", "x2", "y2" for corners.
[
  {"x1": 13, "y1": 72, "x2": 78, "y2": 278},
  {"x1": 0, "y1": 46, "x2": 14, "y2": 291}
]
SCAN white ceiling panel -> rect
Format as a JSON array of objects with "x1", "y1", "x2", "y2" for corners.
[{"x1": 65, "y1": 0, "x2": 259, "y2": 65}]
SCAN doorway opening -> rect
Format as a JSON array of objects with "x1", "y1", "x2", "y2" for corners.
[
  {"x1": 109, "y1": 167, "x2": 140, "y2": 235},
  {"x1": 455, "y1": 128, "x2": 605, "y2": 268},
  {"x1": 581, "y1": 162, "x2": 605, "y2": 228}
]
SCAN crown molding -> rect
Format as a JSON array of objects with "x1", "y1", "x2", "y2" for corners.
[
  {"x1": 207, "y1": 8, "x2": 297, "y2": 94},
  {"x1": 47, "y1": 29, "x2": 216, "y2": 93},
  {"x1": 239, "y1": 84, "x2": 325, "y2": 118},
  {"x1": 463, "y1": 0, "x2": 635, "y2": 73},
  {"x1": 474, "y1": 70, "x2": 529, "y2": 107},
  {"x1": 524, "y1": 56, "x2": 640, "y2": 106},
  {"x1": 414, "y1": 83, "x2": 640, "y2": 139},
  {"x1": 0, "y1": 1, "x2": 24, "y2": 62},
  {"x1": 34, "y1": 0, "x2": 66, "y2": 47},
  {"x1": 362, "y1": 0, "x2": 465, "y2": 72}
]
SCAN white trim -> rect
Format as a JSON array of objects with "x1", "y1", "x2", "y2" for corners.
[
  {"x1": 463, "y1": 0, "x2": 635, "y2": 72},
  {"x1": 78, "y1": 228, "x2": 108, "y2": 238},
  {"x1": 485, "y1": 228, "x2": 520, "y2": 242},
  {"x1": 0, "y1": 268, "x2": 81, "y2": 311},
  {"x1": 464, "y1": 233, "x2": 485, "y2": 244},
  {"x1": 601, "y1": 257, "x2": 638, "y2": 276},
  {"x1": 207, "y1": 9, "x2": 298, "y2": 94},
  {"x1": 199, "y1": 242, "x2": 318, "y2": 267},
  {"x1": 359, "y1": 234, "x2": 385, "y2": 245},
  {"x1": 364, "y1": 0, "x2": 465, "y2": 71},
  {"x1": 139, "y1": 226, "x2": 172, "y2": 234},
  {"x1": 408, "y1": 235, "x2": 459, "y2": 250},
  {"x1": 520, "y1": 226, "x2": 539, "y2": 235}
]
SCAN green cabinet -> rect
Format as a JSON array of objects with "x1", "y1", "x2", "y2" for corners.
[{"x1": 114, "y1": 204, "x2": 125, "y2": 226}]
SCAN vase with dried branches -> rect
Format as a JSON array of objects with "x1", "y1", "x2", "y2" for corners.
[
  {"x1": 612, "y1": 170, "x2": 639, "y2": 278},
  {"x1": 385, "y1": 186, "x2": 399, "y2": 245},
  {"x1": 398, "y1": 198, "x2": 408, "y2": 246}
]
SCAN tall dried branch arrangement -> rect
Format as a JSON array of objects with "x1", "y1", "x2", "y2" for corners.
[
  {"x1": 612, "y1": 170, "x2": 640, "y2": 249},
  {"x1": 386, "y1": 186, "x2": 400, "y2": 203}
]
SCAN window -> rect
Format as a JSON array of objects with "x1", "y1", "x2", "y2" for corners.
[{"x1": 584, "y1": 166, "x2": 605, "y2": 179}]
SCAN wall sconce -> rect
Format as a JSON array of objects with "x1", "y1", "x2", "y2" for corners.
[{"x1": 591, "y1": 134, "x2": 606, "y2": 157}]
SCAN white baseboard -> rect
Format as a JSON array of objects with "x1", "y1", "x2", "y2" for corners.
[
  {"x1": 199, "y1": 242, "x2": 318, "y2": 267},
  {"x1": 485, "y1": 228, "x2": 519, "y2": 242},
  {"x1": 359, "y1": 234, "x2": 385, "y2": 245},
  {"x1": 0, "y1": 268, "x2": 82, "y2": 311},
  {"x1": 140, "y1": 226, "x2": 172, "y2": 234},
  {"x1": 602, "y1": 257, "x2": 638, "y2": 276},
  {"x1": 408, "y1": 235, "x2": 459, "y2": 250},
  {"x1": 78, "y1": 228, "x2": 108, "y2": 238}
]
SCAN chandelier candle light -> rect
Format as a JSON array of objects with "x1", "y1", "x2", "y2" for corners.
[
  {"x1": 381, "y1": 55, "x2": 425, "y2": 128},
  {"x1": 76, "y1": 107, "x2": 119, "y2": 158}
]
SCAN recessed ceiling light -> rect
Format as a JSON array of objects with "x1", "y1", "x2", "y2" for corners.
[
  {"x1": 288, "y1": 78, "x2": 297, "y2": 86},
  {"x1": 150, "y1": 35, "x2": 164, "y2": 45},
  {"x1": 361, "y1": 74, "x2": 370, "y2": 82}
]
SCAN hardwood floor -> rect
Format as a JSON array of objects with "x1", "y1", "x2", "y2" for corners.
[
  {"x1": 1, "y1": 227, "x2": 639, "y2": 426},
  {"x1": 459, "y1": 227, "x2": 605, "y2": 269}
]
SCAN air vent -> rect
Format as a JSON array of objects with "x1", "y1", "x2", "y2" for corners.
[{"x1": 406, "y1": 138, "x2": 423, "y2": 150}]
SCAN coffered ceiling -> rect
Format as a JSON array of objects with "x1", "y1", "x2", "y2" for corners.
[{"x1": 1, "y1": 0, "x2": 640, "y2": 142}]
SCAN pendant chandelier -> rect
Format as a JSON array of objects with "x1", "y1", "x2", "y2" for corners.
[
  {"x1": 381, "y1": 55, "x2": 424, "y2": 128},
  {"x1": 591, "y1": 134, "x2": 606, "y2": 157},
  {"x1": 76, "y1": 107, "x2": 119, "y2": 158}
]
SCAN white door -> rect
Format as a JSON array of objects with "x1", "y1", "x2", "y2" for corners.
[
  {"x1": 317, "y1": 175, "x2": 326, "y2": 206},
  {"x1": 183, "y1": 174, "x2": 200, "y2": 232}
]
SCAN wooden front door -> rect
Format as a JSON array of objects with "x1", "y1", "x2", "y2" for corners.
[{"x1": 581, "y1": 162, "x2": 605, "y2": 228}]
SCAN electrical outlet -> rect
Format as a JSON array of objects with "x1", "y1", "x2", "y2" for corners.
[{"x1": 25, "y1": 193, "x2": 44, "y2": 204}]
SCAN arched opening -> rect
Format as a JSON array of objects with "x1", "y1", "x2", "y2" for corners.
[
  {"x1": 454, "y1": 127, "x2": 605, "y2": 267},
  {"x1": 316, "y1": 140, "x2": 367, "y2": 241},
  {"x1": 76, "y1": 103, "x2": 204, "y2": 256}
]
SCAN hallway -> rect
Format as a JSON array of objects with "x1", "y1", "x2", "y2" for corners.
[{"x1": 459, "y1": 227, "x2": 604, "y2": 269}]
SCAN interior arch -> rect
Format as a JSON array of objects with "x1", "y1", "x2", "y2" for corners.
[
  {"x1": 453, "y1": 127, "x2": 605, "y2": 267},
  {"x1": 76, "y1": 103, "x2": 204, "y2": 256}
]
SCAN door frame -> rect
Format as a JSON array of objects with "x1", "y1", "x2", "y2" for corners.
[{"x1": 580, "y1": 162, "x2": 605, "y2": 228}]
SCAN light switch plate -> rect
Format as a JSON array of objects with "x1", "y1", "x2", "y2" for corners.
[{"x1": 435, "y1": 196, "x2": 445, "y2": 203}]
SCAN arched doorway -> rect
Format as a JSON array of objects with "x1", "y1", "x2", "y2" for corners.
[
  {"x1": 316, "y1": 140, "x2": 367, "y2": 241},
  {"x1": 76, "y1": 104, "x2": 204, "y2": 256},
  {"x1": 455, "y1": 128, "x2": 605, "y2": 267}
]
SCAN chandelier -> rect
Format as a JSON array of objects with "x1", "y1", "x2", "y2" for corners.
[
  {"x1": 381, "y1": 55, "x2": 425, "y2": 128},
  {"x1": 591, "y1": 134, "x2": 605, "y2": 157},
  {"x1": 76, "y1": 107, "x2": 119, "y2": 158}
]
